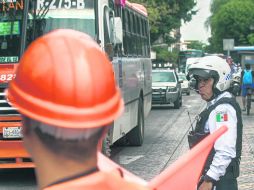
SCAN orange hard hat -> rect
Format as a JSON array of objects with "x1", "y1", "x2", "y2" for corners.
[{"x1": 7, "y1": 29, "x2": 124, "y2": 128}]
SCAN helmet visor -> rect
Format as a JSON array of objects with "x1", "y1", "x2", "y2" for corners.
[{"x1": 188, "y1": 69, "x2": 212, "y2": 80}]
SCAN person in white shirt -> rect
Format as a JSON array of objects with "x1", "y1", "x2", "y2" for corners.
[{"x1": 187, "y1": 56, "x2": 243, "y2": 190}]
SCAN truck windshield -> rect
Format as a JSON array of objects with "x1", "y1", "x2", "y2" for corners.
[
  {"x1": 0, "y1": 0, "x2": 24, "y2": 64},
  {"x1": 152, "y1": 72, "x2": 176, "y2": 83},
  {"x1": 26, "y1": 0, "x2": 96, "y2": 46}
]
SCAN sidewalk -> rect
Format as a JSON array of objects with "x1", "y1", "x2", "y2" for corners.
[{"x1": 237, "y1": 97, "x2": 254, "y2": 190}]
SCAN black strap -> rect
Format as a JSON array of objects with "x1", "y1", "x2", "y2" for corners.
[
  {"x1": 46, "y1": 167, "x2": 99, "y2": 188},
  {"x1": 195, "y1": 97, "x2": 239, "y2": 133}
]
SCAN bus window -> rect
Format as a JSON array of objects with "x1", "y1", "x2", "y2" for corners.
[{"x1": 26, "y1": 0, "x2": 96, "y2": 46}]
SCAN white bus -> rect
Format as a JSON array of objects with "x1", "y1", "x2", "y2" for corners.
[{"x1": 0, "y1": 0, "x2": 152, "y2": 166}]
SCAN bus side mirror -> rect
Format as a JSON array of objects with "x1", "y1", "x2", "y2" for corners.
[{"x1": 111, "y1": 17, "x2": 123, "y2": 45}]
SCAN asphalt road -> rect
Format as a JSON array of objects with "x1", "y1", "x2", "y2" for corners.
[{"x1": 111, "y1": 91, "x2": 205, "y2": 180}]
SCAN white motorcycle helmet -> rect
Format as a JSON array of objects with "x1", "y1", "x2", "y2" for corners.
[{"x1": 187, "y1": 55, "x2": 232, "y2": 92}]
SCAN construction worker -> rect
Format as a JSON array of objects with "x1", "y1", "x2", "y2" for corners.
[{"x1": 6, "y1": 29, "x2": 150, "y2": 190}]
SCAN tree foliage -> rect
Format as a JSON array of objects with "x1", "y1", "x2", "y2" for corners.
[
  {"x1": 205, "y1": 0, "x2": 230, "y2": 30},
  {"x1": 208, "y1": 0, "x2": 254, "y2": 52},
  {"x1": 187, "y1": 41, "x2": 207, "y2": 52},
  {"x1": 129, "y1": 0, "x2": 197, "y2": 44},
  {"x1": 247, "y1": 33, "x2": 254, "y2": 45},
  {"x1": 153, "y1": 46, "x2": 178, "y2": 63},
  {"x1": 210, "y1": 0, "x2": 230, "y2": 14}
]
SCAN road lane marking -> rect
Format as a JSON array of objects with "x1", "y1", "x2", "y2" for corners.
[{"x1": 119, "y1": 155, "x2": 144, "y2": 165}]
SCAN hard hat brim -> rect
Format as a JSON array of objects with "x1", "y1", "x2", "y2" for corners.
[{"x1": 6, "y1": 85, "x2": 124, "y2": 129}]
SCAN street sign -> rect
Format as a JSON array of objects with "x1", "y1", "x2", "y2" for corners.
[{"x1": 223, "y1": 39, "x2": 234, "y2": 51}]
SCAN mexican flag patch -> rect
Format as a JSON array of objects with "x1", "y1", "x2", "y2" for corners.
[{"x1": 216, "y1": 112, "x2": 228, "y2": 122}]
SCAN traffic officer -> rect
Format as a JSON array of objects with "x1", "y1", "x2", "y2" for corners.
[
  {"x1": 187, "y1": 56, "x2": 243, "y2": 190},
  {"x1": 6, "y1": 29, "x2": 150, "y2": 190}
]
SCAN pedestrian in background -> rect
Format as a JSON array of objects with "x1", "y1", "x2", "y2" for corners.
[
  {"x1": 240, "y1": 63, "x2": 254, "y2": 111},
  {"x1": 226, "y1": 56, "x2": 237, "y2": 74},
  {"x1": 187, "y1": 56, "x2": 243, "y2": 190},
  {"x1": 6, "y1": 29, "x2": 150, "y2": 190},
  {"x1": 226, "y1": 57, "x2": 242, "y2": 96}
]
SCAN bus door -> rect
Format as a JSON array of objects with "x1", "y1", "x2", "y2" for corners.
[{"x1": 98, "y1": 0, "x2": 123, "y2": 87}]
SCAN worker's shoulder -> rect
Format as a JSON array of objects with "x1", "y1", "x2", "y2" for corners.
[
  {"x1": 103, "y1": 171, "x2": 151, "y2": 190},
  {"x1": 44, "y1": 171, "x2": 151, "y2": 190}
]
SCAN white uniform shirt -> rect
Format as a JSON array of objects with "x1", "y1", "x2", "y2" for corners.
[{"x1": 204, "y1": 91, "x2": 238, "y2": 181}]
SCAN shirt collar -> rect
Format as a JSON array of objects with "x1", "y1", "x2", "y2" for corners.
[{"x1": 206, "y1": 91, "x2": 232, "y2": 108}]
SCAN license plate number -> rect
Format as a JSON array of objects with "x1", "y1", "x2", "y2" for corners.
[{"x1": 3, "y1": 127, "x2": 22, "y2": 139}]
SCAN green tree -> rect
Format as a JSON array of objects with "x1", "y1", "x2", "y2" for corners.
[
  {"x1": 205, "y1": 0, "x2": 230, "y2": 30},
  {"x1": 247, "y1": 33, "x2": 254, "y2": 45},
  {"x1": 130, "y1": 0, "x2": 197, "y2": 44},
  {"x1": 152, "y1": 46, "x2": 179, "y2": 64},
  {"x1": 208, "y1": 0, "x2": 254, "y2": 52},
  {"x1": 210, "y1": 0, "x2": 230, "y2": 14},
  {"x1": 188, "y1": 41, "x2": 207, "y2": 52}
]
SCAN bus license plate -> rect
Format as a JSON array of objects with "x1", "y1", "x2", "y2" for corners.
[{"x1": 3, "y1": 127, "x2": 22, "y2": 139}]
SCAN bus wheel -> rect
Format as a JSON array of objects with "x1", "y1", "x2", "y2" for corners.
[
  {"x1": 102, "y1": 133, "x2": 111, "y2": 157},
  {"x1": 127, "y1": 97, "x2": 144, "y2": 146}
]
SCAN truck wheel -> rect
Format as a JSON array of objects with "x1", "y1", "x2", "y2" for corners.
[
  {"x1": 127, "y1": 97, "x2": 144, "y2": 146},
  {"x1": 180, "y1": 94, "x2": 183, "y2": 106},
  {"x1": 101, "y1": 133, "x2": 111, "y2": 157},
  {"x1": 174, "y1": 96, "x2": 180, "y2": 109}
]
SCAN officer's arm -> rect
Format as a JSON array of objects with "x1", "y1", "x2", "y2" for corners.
[{"x1": 205, "y1": 104, "x2": 237, "y2": 181}]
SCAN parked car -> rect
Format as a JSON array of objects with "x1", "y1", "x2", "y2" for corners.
[
  {"x1": 152, "y1": 69, "x2": 182, "y2": 109},
  {"x1": 177, "y1": 73, "x2": 190, "y2": 95}
]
